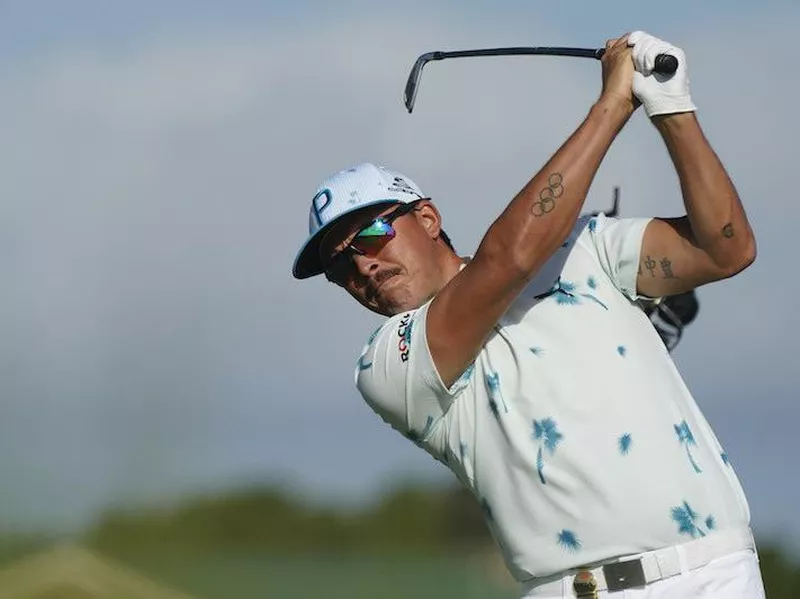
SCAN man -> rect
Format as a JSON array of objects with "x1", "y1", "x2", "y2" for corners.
[{"x1": 292, "y1": 31, "x2": 763, "y2": 598}]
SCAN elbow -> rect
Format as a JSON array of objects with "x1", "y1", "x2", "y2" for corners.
[
  {"x1": 718, "y1": 234, "x2": 757, "y2": 278},
  {"x1": 476, "y1": 237, "x2": 536, "y2": 282},
  {"x1": 741, "y1": 236, "x2": 757, "y2": 270}
]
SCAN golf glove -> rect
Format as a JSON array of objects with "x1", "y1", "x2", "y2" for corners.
[{"x1": 629, "y1": 31, "x2": 696, "y2": 117}]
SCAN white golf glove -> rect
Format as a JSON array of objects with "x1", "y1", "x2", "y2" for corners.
[{"x1": 628, "y1": 31, "x2": 696, "y2": 117}]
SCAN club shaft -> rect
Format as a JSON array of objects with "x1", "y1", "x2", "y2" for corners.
[{"x1": 426, "y1": 47, "x2": 602, "y2": 61}]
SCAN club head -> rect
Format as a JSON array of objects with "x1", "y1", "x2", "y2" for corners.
[{"x1": 404, "y1": 52, "x2": 438, "y2": 113}]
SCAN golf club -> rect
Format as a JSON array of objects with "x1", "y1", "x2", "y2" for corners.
[
  {"x1": 590, "y1": 185, "x2": 621, "y2": 219},
  {"x1": 403, "y1": 46, "x2": 679, "y2": 113}
]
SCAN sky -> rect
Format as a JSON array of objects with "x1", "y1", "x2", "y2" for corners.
[{"x1": 0, "y1": 0, "x2": 798, "y2": 555}]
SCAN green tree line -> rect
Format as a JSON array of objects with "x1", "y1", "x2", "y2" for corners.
[{"x1": 87, "y1": 482, "x2": 488, "y2": 554}]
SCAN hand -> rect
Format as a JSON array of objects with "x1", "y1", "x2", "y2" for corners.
[
  {"x1": 629, "y1": 31, "x2": 696, "y2": 117},
  {"x1": 599, "y1": 34, "x2": 638, "y2": 116}
]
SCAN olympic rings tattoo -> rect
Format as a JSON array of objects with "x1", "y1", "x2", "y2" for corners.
[{"x1": 531, "y1": 173, "x2": 564, "y2": 217}]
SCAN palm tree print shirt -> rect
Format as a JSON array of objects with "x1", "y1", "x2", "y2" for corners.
[{"x1": 354, "y1": 213, "x2": 752, "y2": 583}]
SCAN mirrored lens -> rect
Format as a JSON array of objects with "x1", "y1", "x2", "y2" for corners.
[
  {"x1": 351, "y1": 218, "x2": 395, "y2": 254},
  {"x1": 351, "y1": 235, "x2": 391, "y2": 255},
  {"x1": 356, "y1": 219, "x2": 394, "y2": 238}
]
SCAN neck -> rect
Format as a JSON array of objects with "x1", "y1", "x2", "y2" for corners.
[{"x1": 440, "y1": 253, "x2": 470, "y2": 285}]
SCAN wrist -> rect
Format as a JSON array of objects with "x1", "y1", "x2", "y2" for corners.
[
  {"x1": 592, "y1": 95, "x2": 636, "y2": 126},
  {"x1": 652, "y1": 111, "x2": 699, "y2": 134}
]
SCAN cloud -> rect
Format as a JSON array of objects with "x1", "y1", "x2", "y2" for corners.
[{"x1": 0, "y1": 7, "x2": 796, "y2": 537}]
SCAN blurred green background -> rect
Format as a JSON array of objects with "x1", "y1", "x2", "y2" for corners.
[{"x1": 1, "y1": 481, "x2": 797, "y2": 598}]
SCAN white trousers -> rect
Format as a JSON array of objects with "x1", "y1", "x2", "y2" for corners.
[{"x1": 520, "y1": 548, "x2": 766, "y2": 598}]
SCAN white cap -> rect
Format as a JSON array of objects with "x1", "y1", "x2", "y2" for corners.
[{"x1": 292, "y1": 162, "x2": 426, "y2": 279}]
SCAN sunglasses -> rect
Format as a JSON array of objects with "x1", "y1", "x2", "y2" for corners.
[{"x1": 323, "y1": 201, "x2": 420, "y2": 284}]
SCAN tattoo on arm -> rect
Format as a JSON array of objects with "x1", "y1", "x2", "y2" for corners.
[
  {"x1": 722, "y1": 223, "x2": 734, "y2": 238},
  {"x1": 641, "y1": 255, "x2": 679, "y2": 279},
  {"x1": 644, "y1": 255, "x2": 657, "y2": 277},
  {"x1": 659, "y1": 257, "x2": 677, "y2": 279},
  {"x1": 531, "y1": 173, "x2": 564, "y2": 217}
]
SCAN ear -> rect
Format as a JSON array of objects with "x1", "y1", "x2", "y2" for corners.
[{"x1": 414, "y1": 200, "x2": 443, "y2": 241}]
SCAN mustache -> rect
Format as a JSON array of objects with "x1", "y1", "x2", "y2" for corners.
[{"x1": 366, "y1": 268, "x2": 403, "y2": 300}]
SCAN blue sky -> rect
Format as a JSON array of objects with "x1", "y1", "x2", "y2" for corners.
[{"x1": 1, "y1": 0, "x2": 798, "y2": 557}]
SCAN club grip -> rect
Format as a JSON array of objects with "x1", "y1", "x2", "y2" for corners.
[
  {"x1": 596, "y1": 49, "x2": 679, "y2": 75},
  {"x1": 654, "y1": 53, "x2": 679, "y2": 75}
]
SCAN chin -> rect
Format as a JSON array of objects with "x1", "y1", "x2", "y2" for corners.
[
  {"x1": 375, "y1": 290, "x2": 427, "y2": 317},
  {"x1": 371, "y1": 298, "x2": 405, "y2": 317}
]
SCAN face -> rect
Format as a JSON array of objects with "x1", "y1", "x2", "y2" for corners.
[{"x1": 319, "y1": 200, "x2": 448, "y2": 316}]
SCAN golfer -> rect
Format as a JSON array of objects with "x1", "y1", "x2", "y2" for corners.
[{"x1": 292, "y1": 32, "x2": 765, "y2": 598}]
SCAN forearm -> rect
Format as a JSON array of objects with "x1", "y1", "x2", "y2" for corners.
[
  {"x1": 476, "y1": 98, "x2": 632, "y2": 277},
  {"x1": 655, "y1": 113, "x2": 756, "y2": 272}
]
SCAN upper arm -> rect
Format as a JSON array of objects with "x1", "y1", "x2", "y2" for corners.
[
  {"x1": 586, "y1": 213, "x2": 743, "y2": 301},
  {"x1": 636, "y1": 216, "x2": 738, "y2": 298},
  {"x1": 425, "y1": 251, "x2": 535, "y2": 389}
]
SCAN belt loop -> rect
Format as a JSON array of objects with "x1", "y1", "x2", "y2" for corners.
[{"x1": 675, "y1": 544, "x2": 690, "y2": 575}]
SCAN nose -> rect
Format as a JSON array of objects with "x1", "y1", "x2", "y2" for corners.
[{"x1": 352, "y1": 253, "x2": 380, "y2": 278}]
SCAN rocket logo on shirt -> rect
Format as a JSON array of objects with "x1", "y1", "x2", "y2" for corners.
[{"x1": 397, "y1": 312, "x2": 413, "y2": 362}]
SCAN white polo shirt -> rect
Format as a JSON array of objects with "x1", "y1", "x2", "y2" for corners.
[{"x1": 354, "y1": 213, "x2": 751, "y2": 583}]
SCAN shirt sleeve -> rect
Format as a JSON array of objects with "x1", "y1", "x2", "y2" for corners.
[
  {"x1": 354, "y1": 300, "x2": 471, "y2": 454},
  {"x1": 579, "y1": 212, "x2": 653, "y2": 301}
]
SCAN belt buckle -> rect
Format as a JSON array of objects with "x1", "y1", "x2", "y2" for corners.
[
  {"x1": 602, "y1": 558, "x2": 646, "y2": 592},
  {"x1": 572, "y1": 570, "x2": 598, "y2": 598}
]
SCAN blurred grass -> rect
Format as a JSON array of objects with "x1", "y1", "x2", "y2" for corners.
[
  {"x1": 96, "y1": 549, "x2": 516, "y2": 599},
  {"x1": 1, "y1": 537, "x2": 799, "y2": 599},
  {"x1": 0, "y1": 541, "x2": 517, "y2": 598}
]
